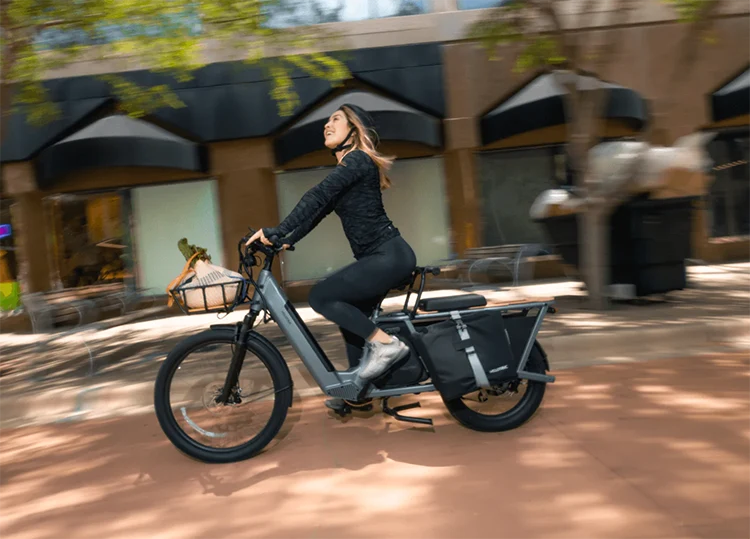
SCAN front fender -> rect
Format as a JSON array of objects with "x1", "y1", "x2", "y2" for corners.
[{"x1": 210, "y1": 323, "x2": 238, "y2": 331}]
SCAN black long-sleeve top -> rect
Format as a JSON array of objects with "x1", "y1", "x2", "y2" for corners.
[{"x1": 263, "y1": 150, "x2": 400, "y2": 259}]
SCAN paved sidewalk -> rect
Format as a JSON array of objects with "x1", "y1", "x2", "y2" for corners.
[
  {"x1": 0, "y1": 263, "x2": 748, "y2": 427},
  {"x1": 1, "y1": 353, "x2": 747, "y2": 539}
]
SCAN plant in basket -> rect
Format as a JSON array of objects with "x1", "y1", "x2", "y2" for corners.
[{"x1": 166, "y1": 238, "x2": 247, "y2": 313}]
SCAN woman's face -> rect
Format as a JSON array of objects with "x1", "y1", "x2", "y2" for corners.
[{"x1": 323, "y1": 110, "x2": 351, "y2": 150}]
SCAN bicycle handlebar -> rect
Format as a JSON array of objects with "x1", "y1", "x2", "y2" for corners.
[{"x1": 237, "y1": 229, "x2": 295, "y2": 273}]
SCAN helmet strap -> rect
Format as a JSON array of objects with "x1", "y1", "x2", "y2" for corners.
[{"x1": 330, "y1": 127, "x2": 356, "y2": 157}]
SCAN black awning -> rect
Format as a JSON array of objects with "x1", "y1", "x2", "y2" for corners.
[
  {"x1": 711, "y1": 67, "x2": 749, "y2": 123},
  {"x1": 35, "y1": 114, "x2": 208, "y2": 188},
  {"x1": 274, "y1": 90, "x2": 442, "y2": 166},
  {"x1": 480, "y1": 73, "x2": 648, "y2": 146},
  {"x1": 3, "y1": 44, "x2": 445, "y2": 164}
]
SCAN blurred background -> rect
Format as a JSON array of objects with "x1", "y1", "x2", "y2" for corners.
[{"x1": 0, "y1": 3, "x2": 748, "y2": 538}]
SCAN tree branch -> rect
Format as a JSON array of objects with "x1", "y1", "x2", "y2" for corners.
[
  {"x1": 39, "y1": 19, "x2": 68, "y2": 28},
  {"x1": 553, "y1": 0, "x2": 638, "y2": 189},
  {"x1": 578, "y1": 0, "x2": 602, "y2": 29},
  {"x1": 526, "y1": 0, "x2": 577, "y2": 64},
  {"x1": 585, "y1": 0, "x2": 638, "y2": 73},
  {"x1": 671, "y1": 0, "x2": 724, "y2": 83}
]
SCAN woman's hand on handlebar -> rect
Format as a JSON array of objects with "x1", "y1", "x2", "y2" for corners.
[
  {"x1": 245, "y1": 228, "x2": 290, "y2": 251},
  {"x1": 246, "y1": 228, "x2": 272, "y2": 247}
]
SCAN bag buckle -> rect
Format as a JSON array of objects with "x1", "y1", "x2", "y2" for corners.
[{"x1": 450, "y1": 311, "x2": 467, "y2": 332}]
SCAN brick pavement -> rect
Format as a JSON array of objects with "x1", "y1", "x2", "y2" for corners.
[{"x1": 1, "y1": 353, "x2": 747, "y2": 539}]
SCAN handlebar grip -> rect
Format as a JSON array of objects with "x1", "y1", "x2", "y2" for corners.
[{"x1": 267, "y1": 235, "x2": 295, "y2": 252}]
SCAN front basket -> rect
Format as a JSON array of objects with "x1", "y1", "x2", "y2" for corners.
[{"x1": 170, "y1": 278, "x2": 250, "y2": 315}]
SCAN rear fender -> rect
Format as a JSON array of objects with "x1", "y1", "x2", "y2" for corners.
[{"x1": 533, "y1": 340, "x2": 551, "y2": 372}]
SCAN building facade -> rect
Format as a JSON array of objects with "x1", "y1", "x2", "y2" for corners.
[{"x1": 1, "y1": 0, "x2": 748, "y2": 307}]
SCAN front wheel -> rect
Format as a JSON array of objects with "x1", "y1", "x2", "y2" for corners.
[
  {"x1": 443, "y1": 344, "x2": 548, "y2": 432},
  {"x1": 154, "y1": 329, "x2": 293, "y2": 463}
]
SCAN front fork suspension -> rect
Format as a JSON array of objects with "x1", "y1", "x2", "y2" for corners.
[{"x1": 216, "y1": 309, "x2": 259, "y2": 404}]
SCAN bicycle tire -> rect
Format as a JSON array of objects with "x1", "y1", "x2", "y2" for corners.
[
  {"x1": 154, "y1": 328, "x2": 293, "y2": 463},
  {"x1": 442, "y1": 343, "x2": 547, "y2": 432}
]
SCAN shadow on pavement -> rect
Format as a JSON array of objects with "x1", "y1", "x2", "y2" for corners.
[{"x1": 1, "y1": 353, "x2": 748, "y2": 539}]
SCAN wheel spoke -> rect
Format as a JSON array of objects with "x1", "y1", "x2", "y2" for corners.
[{"x1": 240, "y1": 385, "x2": 292, "y2": 405}]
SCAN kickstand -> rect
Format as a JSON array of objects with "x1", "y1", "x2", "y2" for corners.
[{"x1": 382, "y1": 398, "x2": 433, "y2": 426}]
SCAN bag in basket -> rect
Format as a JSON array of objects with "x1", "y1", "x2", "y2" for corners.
[{"x1": 167, "y1": 252, "x2": 245, "y2": 311}]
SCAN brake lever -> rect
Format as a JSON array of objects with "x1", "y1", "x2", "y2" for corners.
[{"x1": 267, "y1": 235, "x2": 295, "y2": 252}]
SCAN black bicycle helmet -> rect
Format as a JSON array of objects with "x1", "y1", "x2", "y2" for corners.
[{"x1": 330, "y1": 103, "x2": 380, "y2": 156}]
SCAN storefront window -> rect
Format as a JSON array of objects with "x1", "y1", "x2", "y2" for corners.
[
  {"x1": 266, "y1": 0, "x2": 428, "y2": 28},
  {"x1": 707, "y1": 131, "x2": 749, "y2": 238},
  {"x1": 276, "y1": 156, "x2": 451, "y2": 282},
  {"x1": 477, "y1": 147, "x2": 561, "y2": 247},
  {"x1": 0, "y1": 198, "x2": 21, "y2": 311},
  {"x1": 131, "y1": 179, "x2": 224, "y2": 293},
  {"x1": 45, "y1": 192, "x2": 128, "y2": 289},
  {"x1": 35, "y1": 180, "x2": 223, "y2": 294}
]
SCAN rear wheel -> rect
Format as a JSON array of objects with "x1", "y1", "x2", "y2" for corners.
[
  {"x1": 154, "y1": 329, "x2": 293, "y2": 463},
  {"x1": 443, "y1": 344, "x2": 547, "y2": 432}
]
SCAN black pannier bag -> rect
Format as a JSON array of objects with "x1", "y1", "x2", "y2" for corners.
[{"x1": 415, "y1": 309, "x2": 521, "y2": 401}]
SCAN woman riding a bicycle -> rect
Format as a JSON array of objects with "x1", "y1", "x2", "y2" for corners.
[{"x1": 246, "y1": 103, "x2": 417, "y2": 410}]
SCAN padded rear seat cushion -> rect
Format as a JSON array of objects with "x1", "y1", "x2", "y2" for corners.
[{"x1": 419, "y1": 294, "x2": 487, "y2": 312}]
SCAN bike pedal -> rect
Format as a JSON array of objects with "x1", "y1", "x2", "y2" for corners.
[
  {"x1": 325, "y1": 399, "x2": 352, "y2": 416},
  {"x1": 326, "y1": 399, "x2": 373, "y2": 416},
  {"x1": 333, "y1": 405, "x2": 352, "y2": 417}
]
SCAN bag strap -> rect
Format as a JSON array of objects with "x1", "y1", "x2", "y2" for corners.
[
  {"x1": 450, "y1": 311, "x2": 491, "y2": 389},
  {"x1": 166, "y1": 252, "x2": 201, "y2": 307}
]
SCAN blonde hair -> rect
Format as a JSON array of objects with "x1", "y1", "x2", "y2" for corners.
[{"x1": 340, "y1": 105, "x2": 395, "y2": 190}]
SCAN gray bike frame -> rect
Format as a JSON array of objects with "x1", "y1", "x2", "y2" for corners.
[{"x1": 251, "y1": 268, "x2": 555, "y2": 401}]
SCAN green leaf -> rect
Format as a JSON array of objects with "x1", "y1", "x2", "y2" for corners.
[
  {"x1": 513, "y1": 35, "x2": 566, "y2": 73},
  {"x1": 14, "y1": 82, "x2": 62, "y2": 125},
  {"x1": 99, "y1": 74, "x2": 186, "y2": 117},
  {"x1": 663, "y1": 0, "x2": 717, "y2": 22}
]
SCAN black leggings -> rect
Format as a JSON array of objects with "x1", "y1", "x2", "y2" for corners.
[{"x1": 308, "y1": 236, "x2": 417, "y2": 368}]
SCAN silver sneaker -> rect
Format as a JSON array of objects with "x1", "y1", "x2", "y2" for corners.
[{"x1": 359, "y1": 337, "x2": 409, "y2": 380}]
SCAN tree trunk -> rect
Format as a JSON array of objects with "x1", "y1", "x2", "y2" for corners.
[
  {"x1": 579, "y1": 205, "x2": 610, "y2": 310},
  {"x1": 553, "y1": 69, "x2": 614, "y2": 310}
]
